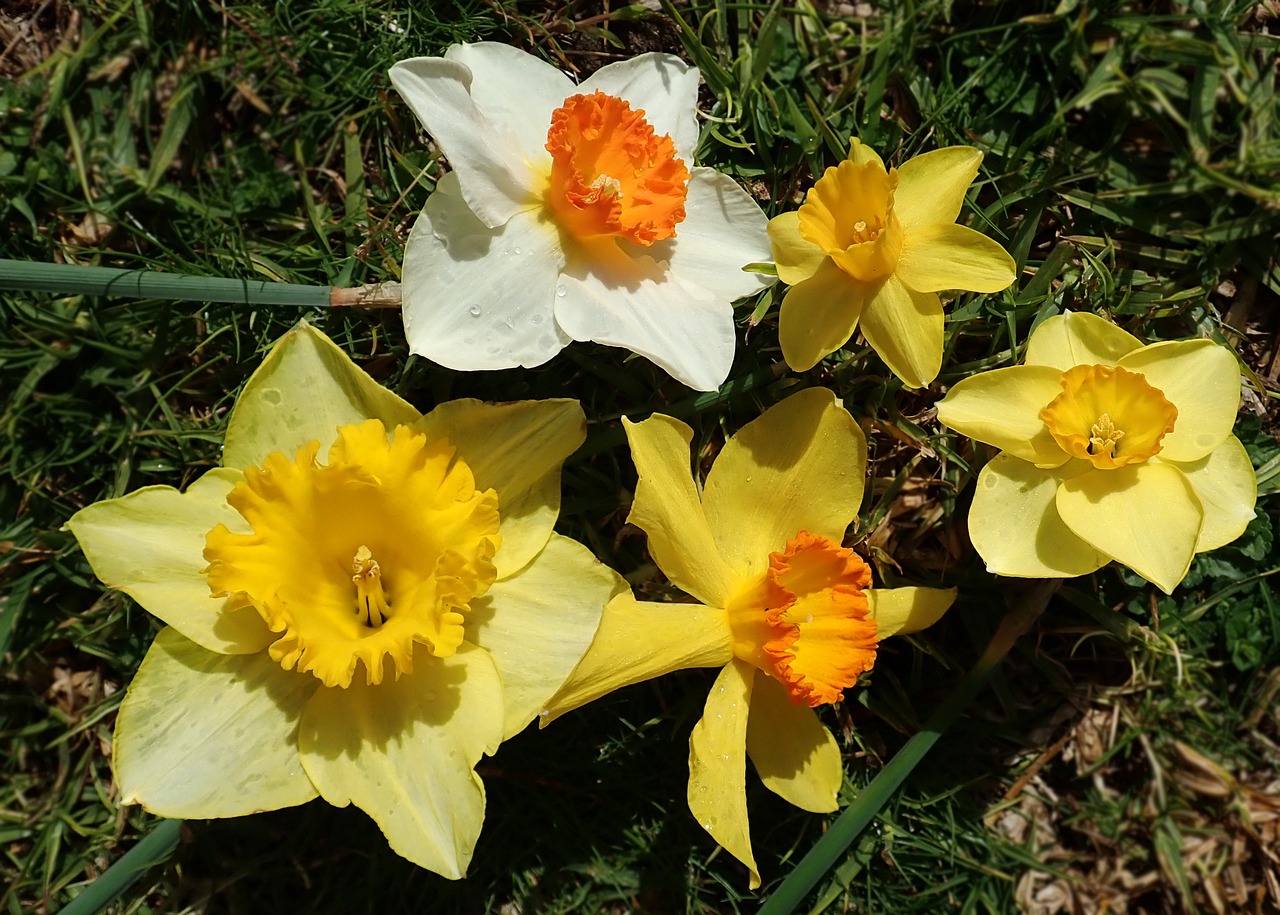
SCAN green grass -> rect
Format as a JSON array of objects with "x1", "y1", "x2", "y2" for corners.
[{"x1": 3, "y1": 0, "x2": 1280, "y2": 911}]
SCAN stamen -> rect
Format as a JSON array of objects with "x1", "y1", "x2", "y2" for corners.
[
  {"x1": 352, "y1": 544, "x2": 391, "y2": 628},
  {"x1": 588, "y1": 173, "x2": 623, "y2": 200},
  {"x1": 1087, "y1": 412, "x2": 1125, "y2": 457}
]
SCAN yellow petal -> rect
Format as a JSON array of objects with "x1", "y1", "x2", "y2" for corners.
[
  {"x1": 622, "y1": 413, "x2": 736, "y2": 606},
  {"x1": 1056, "y1": 462, "x2": 1202, "y2": 594},
  {"x1": 1117, "y1": 339, "x2": 1241, "y2": 462},
  {"x1": 702, "y1": 387, "x2": 866, "y2": 580},
  {"x1": 1163, "y1": 436, "x2": 1257, "y2": 553},
  {"x1": 114, "y1": 627, "x2": 318, "y2": 817},
  {"x1": 541, "y1": 591, "x2": 733, "y2": 722},
  {"x1": 299, "y1": 643, "x2": 505, "y2": 879},
  {"x1": 867, "y1": 587, "x2": 957, "y2": 639},
  {"x1": 891, "y1": 146, "x2": 982, "y2": 232},
  {"x1": 688, "y1": 659, "x2": 760, "y2": 888},
  {"x1": 1024, "y1": 312, "x2": 1143, "y2": 370},
  {"x1": 223, "y1": 322, "x2": 421, "y2": 470},
  {"x1": 416, "y1": 398, "x2": 585, "y2": 579},
  {"x1": 467, "y1": 533, "x2": 625, "y2": 738},
  {"x1": 745, "y1": 674, "x2": 841, "y2": 813},
  {"x1": 846, "y1": 136, "x2": 886, "y2": 169},
  {"x1": 778, "y1": 259, "x2": 867, "y2": 372},
  {"x1": 858, "y1": 275, "x2": 944, "y2": 388},
  {"x1": 935, "y1": 365, "x2": 1071, "y2": 467},
  {"x1": 768, "y1": 211, "x2": 825, "y2": 286},
  {"x1": 65, "y1": 469, "x2": 272, "y2": 655},
  {"x1": 895, "y1": 223, "x2": 1016, "y2": 294},
  {"x1": 969, "y1": 454, "x2": 1108, "y2": 578}
]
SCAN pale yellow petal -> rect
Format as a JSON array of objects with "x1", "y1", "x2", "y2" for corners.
[
  {"x1": 858, "y1": 275, "x2": 944, "y2": 388},
  {"x1": 891, "y1": 146, "x2": 982, "y2": 232},
  {"x1": 895, "y1": 223, "x2": 1016, "y2": 294},
  {"x1": 969, "y1": 454, "x2": 1108, "y2": 578},
  {"x1": 746, "y1": 674, "x2": 841, "y2": 813},
  {"x1": 622, "y1": 414, "x2": 736, "y2": 606},
  {"x1": 299, "y1": 643, "x2": 504, "y2": 879},
  {"x1": 65, "y1": 468, "x2": 272, "y2": 654},
  {"x1": 935, "y1": 365, "x2": 1071, "y2": 467},
  {"x1": 467, "y1": 533, "x2": 625, "y2": 738},
  {"x1": 867, "y1": 587, "x2": 957, "y2": 639},
  {"x1": 114, "y1": 628, "x2": 318, "y2": 818},
  {"x1": 768, "y1": 211, "x2": 825, "y2": 286},
  {"x1": 416, "y1": 398, "x2": 584, "y2": 579},
  {"x1": 1057, "y1": 462, "x2": 1202, "y2": 594},
  {"x1": 542, "y1": 591, "x2": 733, "y2": 722},
  {"x1": 778, "y1": 259, "x2": 867, "y2": 372},
  {"x1": 847, "y1": 136, "x2": 886, "y2": 170},
  {"x1": 223, "y1": 322, "x2": 421, "y2": 470},
  {"x1": 702, "y1": 387, "x2": 866, "y2": 580},
  {"x1": 1163, "y1": 436, "x2": 1258, "y2": 553},
  {"x1": 1024, "y1": 312, "x2": 1143, "y2": 370},
  {"x1": 1118, "y1": 339, "x2": 1241, "y2": 462},
  {"x1": 688, "y1": 659, "x2": 759, "y2": 888}
]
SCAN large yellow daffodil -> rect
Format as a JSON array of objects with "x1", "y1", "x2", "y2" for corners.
[
  {"x1": 66, "y1": 324, "x2": 623, "y2": 877},
  {"x1": 542, "y1": 388, "x2": 956, "y2": 887},
  {"x1": 936, "y1": 312, "x2": 1257, "y2": 593},
  {"x1": 768, "y1": 138, "x2": 1016, "y2": 387}
]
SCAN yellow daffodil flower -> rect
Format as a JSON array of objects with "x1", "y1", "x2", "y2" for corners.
[
  {"x1": 541, "y1": 388, "x2": 956, "y2": 886},
  {"x1": 66, "y1": 323, "x2": 623, "y2": 877},
  {"x1": 389, "y1": 43, "x2": 774, "y2": 392},
  {"x1": 936, "y1": 311, "x2": 1257, "y2": 593},
  {"x1": 768, "y1": 138, "x2": 1016, "y2": 387}
]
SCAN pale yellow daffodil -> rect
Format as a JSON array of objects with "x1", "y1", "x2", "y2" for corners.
[
  {"x1": 66, "y1": 323, "x2": 623, "y2": 878},
  {"x1": 768, "y1": 138, "x2": 1016, "y2": 387},
  {"x1": 936, "y1": 311, "x2": 1257, "y2": 593},
  {"x1": 542, "y1": 388, "x2": 956, "y2": 887}
]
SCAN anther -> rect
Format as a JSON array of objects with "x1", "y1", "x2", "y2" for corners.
[{"x1": 352, "y1": 544, "x2": 391, "y2": 628}]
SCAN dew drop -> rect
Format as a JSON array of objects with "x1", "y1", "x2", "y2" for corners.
[
  {"x1": 531, "y1": 313, "x2": 545, "y2": 325},
  {"x1": 469, "y1": 305, "x2": 482, "y2": 317},
  {"x1": 513, "y1": 246, "x2": 523, "y2": 255},
  {"x1": 556, "y1": 284, "x2": 567, "y2": 297}
]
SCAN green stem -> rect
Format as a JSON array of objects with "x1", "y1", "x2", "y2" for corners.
[{"x1": 59, "y1": 818, "x2": 183, "y2": 915}]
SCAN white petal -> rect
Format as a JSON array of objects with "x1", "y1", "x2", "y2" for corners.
[
  {"x1": 579, "y1": 53, "x2": 700, "y2": 164},
  {"x1": 402, "y1": 173, "x2": 570, "y2": 371}
]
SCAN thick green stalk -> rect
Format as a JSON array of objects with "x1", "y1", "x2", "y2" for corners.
[{"x1": 59, "y1": 818, "x2": 183, "y2": 915}]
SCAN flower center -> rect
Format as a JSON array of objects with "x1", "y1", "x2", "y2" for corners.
[
  {"x1": 1039, "y1": 364, "x2": 1178, "y2": 470},
  {"x1": 204, "y1": 419, "x2": 501, "y2": 688},
  {"x1": 543, "y1": 90, "x2": 689, "y2": 246},
  {"x1": 798, "y1": 158, "x2": 902, "y2": 283},
  {"x1": 725, "y1": 531, "x2": 878, "y2": 707}
]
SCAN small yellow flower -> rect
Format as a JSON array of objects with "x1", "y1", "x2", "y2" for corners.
[
  {"x1": 66, "y1": 324, "x2": 623, "y2": 877},
  {"x1": 542, "y1": 388, "x2": 956, "y2": 887},
  {"x1": 935, "y1": 311, "x2": 1257, "y2": 592},
  {"x1": 768, "y1": 138, "x2": 1016, "y2": 387}
]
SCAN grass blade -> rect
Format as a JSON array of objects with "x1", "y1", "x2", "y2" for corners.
[{"x1": 58, "y1": 819, "x2": 183, "y2": 915}]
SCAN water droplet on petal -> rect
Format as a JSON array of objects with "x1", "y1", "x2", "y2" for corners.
[
  {"x1": 513, "y1": 246, "x2": 523, "y2": 255},
  {"x1": 469, "y1": 305, "x2": 482, "y2": 317},
  {"x1": 531, "y1": 313, "x2": 545, "y2": 325},
  {"x1": 556, "y1": 284, "x2": 567, "y2": 298}
]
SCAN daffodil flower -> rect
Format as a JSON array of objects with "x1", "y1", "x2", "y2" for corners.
[
  {"x1": 936, "y1": 311, "x2": 1257, "y2": 593},
  {"x1": 389, "y1": 43, "x2": 774, "y2": 392},
  {"x1": 768, "y1": 138, "x2": 1016, "y2": 386},
  {"x1": 66, "y1": 324, "x2": 623, "y2": 877},
  {"x1": 541, "y1": 388, "x2": 956, "y2": 886}
]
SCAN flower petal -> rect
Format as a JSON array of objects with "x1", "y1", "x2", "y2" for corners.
[
  {"x1": 745, "y1": 674, "x2": 840, "y2": 813},
  {"x1": 778, "y1": 259, "x2": 867, "y2": 372},
  {"x1": 935, "y1": 364, "x2": 1070, "y2": 467},
  {"x1": 891, "y1": 146, "x2": 982, "y2": 232},
  {"x1": 648, "y1": 168, "x2": 774, "y2": 302},
  {"x1": 402, "y1": 173, "x2": 570, "y2": 374},
  {"x1": 542, "y1": 591, "x2": 734, "y2": 722},
  {"x1": 1117, "y1": 339, "x2": 1241, "y2": 462},
  {"x1": 467, "y1": 533, "x2": 625, "y2": 738},
  {"x1": 895, "y1": 223, "x2": 1016, "y2": 294},
  {"x1": 415, "y1": 398, "x2": 584, "y2": 579},
  {"x1": 65, "y1": 469, "x2": 272, "y2": 654},
  {"x1": 768, "y1": 210, "x2": 826, "y2": 286},
  {"x1": 867, "y1": 587, "x2": 957, "y2": 639},
  {"x1": 857, "y1": 275, "x2": 944, "y2": 388},
  {"x1": 969, "y1": 454, "x2": 1109, "y2": 578},
  {"x1": 1056, "y1": 462, "x2": 1202, "y2": 593},
  {"x1": 1024, "y1": 311, "x2": 1143, "y2": 370},
  {"x1": 702, "y1": 387, "x2": 866, "y2": 580},
  {"x1": 114, "y1": 628, "x2": 318, "y2": 817},
  {"x1": 555, "y1": 238, "x2": 733, "y2": 392},
  {"x1": 223, "y1": 323, "x2": 421, "y2": 470},
  {"x1": 688, "y1": 659, "x2": 760, "y2": 888},
  {"x1": 579, "y1": 52, "x2": 700, "y2": 165},
  {"x1": 299, "y1": 643, "x2": 504, "y2": 878},
  {"x1": 1163, "y1": 436, "x2": 1257, "y2": 553},
  {"x1": 621, "y1": 414, "x2": 736, "y2": 606}
]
